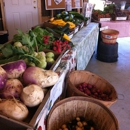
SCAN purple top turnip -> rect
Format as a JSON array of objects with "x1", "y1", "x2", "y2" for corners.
[
  {"x1": 0, "y1": 67, "x2": 7, "y2": 90},
  {"x1": 2, "y1": 60, "x2": 27, "y2": 79}
]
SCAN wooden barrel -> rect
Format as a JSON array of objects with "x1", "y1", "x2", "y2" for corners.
[
  {"x1": 66, "y1": 70, "x2": 118, "y2": 107},
  {"x1": 47, "y1": 96, "x2": 119, "y2": 130}
]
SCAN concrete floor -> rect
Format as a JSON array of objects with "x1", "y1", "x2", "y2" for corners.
[{"x1": 86, "y1": 37, "x2": 130, "y2": 130}]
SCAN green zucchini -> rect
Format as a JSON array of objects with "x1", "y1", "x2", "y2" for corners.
[
  {"x1": 61, "y1": 11, "x2": 68, "y2": 16},
  {"x1": 53, "y1": 29, "x2": 64, "y2": 36},
  {"x1": 45, "y1": 27, "x2": 60, "y2": 39},
  {"x1": 61, "y1": 23, "x2": 70, "y2": 32},
  {"x1": 64, "y1": 28, "x2": 70, "y2": 34},
  {"x1": 69, "y1": 11, "x2": 85, "y2": 20}
]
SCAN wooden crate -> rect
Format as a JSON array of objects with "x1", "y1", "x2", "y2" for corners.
[
  {"x1": 121, "y1": 10, "x2": 130, "y2": 20},
  {"x1": 98, "y1": 18, "x2": 111, "y2": 22},
  {"x1": 0, "y1": 45, "x2": 65, "y2": 129},
  {"x1": 0, "y1": 90, "x2": 50, "y2": 130},
  {"x1": 32, "y1": 22, "x2": 75, "y2": 39},
  {"x1": 47, "y1": 96, "x2": 119, "y2": 130},
  {"x1": 0, "y1": 40, "x2": 65, "y2": 70}
]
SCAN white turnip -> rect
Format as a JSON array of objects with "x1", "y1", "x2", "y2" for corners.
[
  {"x1": 1, "y1": 79, "x2": 23, "y2": 99},
  {"x1": 0, "y1": 99, "x2": 29, "y2": 121},
  {"x1": 2, "y1": 60, "x2": 27, "y2": 79},
  {"x1": 20, "y1": 84, "x2": 44, "y2": 107},
  {"x1": 0, "y1": 66, "x2": 7, "y2": 90},
  {"x1": 22, "y1": 66, "x2": 59, "y2": 88}
]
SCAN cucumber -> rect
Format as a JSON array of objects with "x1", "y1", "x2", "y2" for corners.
[
  {"x1": 56, "y1": 13, "x2": 62, "y2": 19},
  {"x1": 61, "y1": 23, "x2": 70, "y2": 32},
  {"x1": 69, "y1": 11, "x2": 85, "y2": 20},
  {"x1": 61, "y1": 11, "x2": 68, "y2": 16},
  {"x1": 64, "y1": 28, "x2": 70, "y2": 34},
  {"x1": 64, "y1": 16, "x2": 69, "y2": 22},
  {"x1": 53, "y1": 29, "x2": 64, "y2": 36},
  {"x1": 45, "y1": 27, "x2": 60, "y2": 39}
]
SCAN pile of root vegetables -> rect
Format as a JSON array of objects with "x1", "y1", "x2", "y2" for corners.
[
  {"x1": 77, "y1": 82, "x2": 112, "y2": 101},
  {"x1": 58, "y1": 116, "x2": 95, "y2": 130},
  {"x1": 0, "y1": 60, "x2": 59, "y2": 121}
]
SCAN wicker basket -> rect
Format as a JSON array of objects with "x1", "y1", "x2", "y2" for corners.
[
  {"x1": 47, "y1": 96, "x2": 119, "y2": 130},
  {"x1": 66, "y1": 70, "x2": 118, "y2": 107},
  {"x1": 101, "y1": 29, "x2": 119, "y2": 39},
  {"x1": 102, "y1": 37, "x2": 117, "y2": 44}
]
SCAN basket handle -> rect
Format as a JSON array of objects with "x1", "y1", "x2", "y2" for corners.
[{"x1": 117, "y1": 93, "x2": 124, "y2": 100}]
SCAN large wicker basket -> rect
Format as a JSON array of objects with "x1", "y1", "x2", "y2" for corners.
[
  {"x1": 101, "y1": 29, "x2": 119, "y2": 39},
  {"x1": 47, "y1": 96, "x2": 119, "y2": 130},
  {"x1": 101, "y1": 29, "x2": 119, "y2": 44},
  {"x1": 102, "y1": 37, "x2": 117, "y2": 44},
  {"x1": 66, "y1": 70, "x2": 118, "y2": 107}
]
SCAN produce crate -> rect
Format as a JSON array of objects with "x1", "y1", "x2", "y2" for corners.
[
  {"x1": 32, "y1": 22, "x2": 75, "y2": 39},
  {"x1": 0, "y1": 90, "x2": 50, "y2": 130},
  {"x1": 0, "y1": 40, "x2": 65, "y2": 70},
  {"x1": 115, "y1": 16, "x2": 127, "y2": 20},
  {"x1": 78, "y1": 21, "x2": 84, "y2": 30},
  {"x1": 73, "y1": 25, "x2": 79, "y2": 34},
  {"x1": 92, "y1": 14, "x2": 111, "y2": 22},
  {"x1": 121, "y1": 10, "x2": 130, "y2": 20},
  {"x1": 98, "y1": 18, "x2": 111, "y2": 22},
  {"x1": 114, "y1": 9, "x2": 127, "y2": 20},
  {"x1": 0, "y1": 44, "x2": 65, "y2": 129}
]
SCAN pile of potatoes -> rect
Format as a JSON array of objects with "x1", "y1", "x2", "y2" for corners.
[{"x1": 58, "y1": 116, "x2": 95, "y2": 130}]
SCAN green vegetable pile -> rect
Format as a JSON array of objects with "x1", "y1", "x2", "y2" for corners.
[
  {"x1": 56, "y1": 11, "x2": 88, "y2": 25},
  {"x1": 0, "y1": 26, "x2": 74, "y2": 68},
  {"x1": 104, "y1": 4, "x2": 115, "y2": 14},
  {"x1": 0, "y1": 26, "x2": 54, "y2": 67}
]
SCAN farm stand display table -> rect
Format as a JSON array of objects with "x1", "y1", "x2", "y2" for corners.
[
  {"x1": 100, "y1": 20, "x2": 130, "y2": 38},
  {"x1": 36, "y1": 23, "x2": 99, "y2": 129},
  {"x1": 71, "y1": 22, "x2": 99, "y2": 70},
  {"x1": 0, "y1": 23, "x2": 99, "y2": 129}
]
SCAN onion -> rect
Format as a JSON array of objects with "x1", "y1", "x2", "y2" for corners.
[
  {"x1": 20, "y1": 84, "x2": 44, "y2": 107},
  {"x1": 2, "y1": 60, "x2": 27, "y2": 79},
  {"x1": 22, "y1": 66, "x2": 59, "y2": 88},
  {"x1": 0, "y1": 66, "x2": 7, "y2": 90},
  {"x1": 1, "y1": 79, "x2": 23, "y2": 99}
]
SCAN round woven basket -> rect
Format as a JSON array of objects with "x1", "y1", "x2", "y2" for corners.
[
  {"x1": 47, "y1": 96, "x2": 119, "y2": 130},
  {"x1": 66, "y1": 70, "x2": 118, "y2": 107},
  {"x1": 101, "y1": 29, "x2": 119, "y2": 39},
  {"x1": 102, "y1": 37, "x2": 117, "y2": 44}
]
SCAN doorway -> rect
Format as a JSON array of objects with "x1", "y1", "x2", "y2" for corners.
[{"x1": 3, "y1": 0, "x2": 39, "y2": 40}]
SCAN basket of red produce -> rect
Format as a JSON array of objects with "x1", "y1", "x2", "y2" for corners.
[{"x1": 66, "y1": 70, "x2": 118, "y2": 107}]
